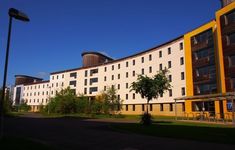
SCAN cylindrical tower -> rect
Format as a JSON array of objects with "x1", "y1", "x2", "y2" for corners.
[
  {"x1": 15, "y1": 75, "x2": 42, "y2": 85},
  {"x1": 81, "y1": 51, "x2": 113, "y2": 67}
]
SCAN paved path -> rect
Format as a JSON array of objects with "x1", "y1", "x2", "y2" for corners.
[{"x1": 3, "y1": 114, "x2": 235, "y2": 150}]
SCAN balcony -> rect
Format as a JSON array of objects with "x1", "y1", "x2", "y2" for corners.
[
  {"x1": 221, "y1": 22, "x2": 235, "y2": 36},
  {"x1": 192, "y1": 39, "x2": 213, "y2": 51},
  {"x1": 225, "y1": 66, "x2": 235, "y2": 78},
  {"x1": 194, "y1": 74, "x2": 210, "y2": 83},
  {"x1": 192, "y1": 57, "x2": 210, "y2": 67}
]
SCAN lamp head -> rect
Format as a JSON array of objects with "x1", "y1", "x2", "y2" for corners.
[{"x1": 8, "y1": 8, "x2": 30, "y2": 22}]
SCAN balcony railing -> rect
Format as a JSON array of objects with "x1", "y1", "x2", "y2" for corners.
[{"x1": 192, "y1": 57, "x2": 210, "y2": 67}]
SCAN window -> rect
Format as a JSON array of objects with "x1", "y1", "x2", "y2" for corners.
[
  {"x1": 141, "y1": 57, "x2": 144, "y2": 63},
  {"x1": 169, "y1": 89, "x2": 172, "y2": 97},
  {"x1": 62, "y1": 82, "x2": 64, "y2": 87},
  {"x1": 131, "y1": 71, "x2": 135, "y2": 77},
  {"x1": 126, "y1": 72, "x2": 129, "y2": 78},
  {"x1": 229, "y1": 55, "x2": 235, "y2": 67},
  {"x1": 84, "y1": 88, "x2": 87, "y2": 94},
  {"x1": 142, "y1": 104, "x2": 145, "y2": 111},
  {"x1": 104, "y1": 76, "x2": 107, "y2": 81},
  {"x1": 70, "y1": 72, "x2": 77, "y2": 78},
  {"x1": 168, "y1": 75, "x2": 172, "y2": 82},
  {"x1": 126, "y1": 83, "x2": 129, "y2": 89},
  {"x1": 89, "y1": 87, "x2": 98, "y2": 94},
  {"x1": 104, "y1": 86, "x2": 106, "y2": 91},
  {"x1": 160, "y1": 104, "x2": 164, "y2": 111},
  {"x1": 112, "y1": 75, "x2": 114, "y2": 80},
  {"x1": 169, "y1": 104, "x2": 173, "y2": 111},
  {"x1": 90, "y1": 69, "x2": 98, "y2": 76},
  {"x1": 182, "y1": 103, "x2": 185, "y2": 112},
  {"x1": 126, "y1": 61, "x2": 129, "y2": 67},
  {"x1": 38, "y1": 85, "x2": 40, "y2": 89},
  {"x1": 62, "y1": 74, "x2": 64, "y2": 78},
  {"x1": 159, "y1": 51, "x2": 162, "y2": 58},
  {"x1": 52, "y1": 76, "x2": 54, "y2": 80},
  {"x1": 117, "y1": 84, "x2": 120, "y2": 89},
  {"x1": 133, "y1": 93, "x2": 135, "y2": 99},
  {"x1": 118, "y1": 74, "x2": 120, "y2": 79},
  {"x1": 132, "y1": 105, "x2": 135, "y2": 111},
  {"x1": 126, "y1": 94, "x2": 128, "y2": 100},
  {"x1": 159, "y1": 64, "x2": 162, "y2": 70},
  {"x1": 126, "y1": 105, "x2": 128, "y2": 111},
  {"x1": 85, "y1": 70, "x2": 88, "y2": 77},
  {"x1": 90, "y1": 78, "x2": 98, "y2": 85},
  {"x1": 181, "y1": 87, "x2": 185, "y2": 96},
  {"x1": 84, "y1": 79, "x2": 87, "y2": 85},
  {"x1": 149, "y1": 54, "x2": 152, "y2": 61},
  {"x1": 168, "y1": 61, "x2": 171, "y2": 68},
  {"x1": 56, "y1": 83, "x2": 58, "y2": 87},
  {"x1": 57, "y1": 75, "x2": 59, "y2": 79},
  {"x1": 150, "y1": 104, "x2": 153, "y2": 111},
  {"x1": 118, "y1": 64, "x2": 120, "y2": 69},
  {"x1": 160, "y1": 93, "x2": 163, "y2": 97},
  {"x1": 180, "y1": 57, "x2": 184, "y2": 65},
  {"x1": 168, "y1": 47, "x2": 171, "y2": 54},
  {"x1": 133, "y1": 59, "x2": 135, "y2": 66},
  {"x1": 149, "y1": 66, "x2": 152, "y2": 73},
  {"x1": 112, "y1": 65, "x2": 114, "y2": 70},
  {"x1": 141, "y1": 68, "x2": 144, "y2": 75},
  {"x1": 117, "y1": 95, "x2": 120, "y2": 100},
  {"x1": 181, "y1": 72, "x2": 185, "y2": 80},
  {"x1": 104, "y1": 67, "x2": 107, "y2": 72},
  {"x1": 180, "y1": 42, "x2": 183, "y2": 50},
  {"x1": 69, "y1": 81, "x2": 76, "y2": 87}
]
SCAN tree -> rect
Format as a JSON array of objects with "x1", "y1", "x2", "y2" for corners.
[
  {"x1": 130, "y1": 69, "x2": 171, "y2": 115},
  {"x1": 45, "y1": 87, "x2": 79, "y2": 114},
  {"x1": 96, "y1": 86, "x2": 122, "y2": 115}
]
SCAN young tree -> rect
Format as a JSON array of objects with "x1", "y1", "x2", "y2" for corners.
[
  {"x1": 130, "y1": 69, "x2": 171, "y2": 114},
  {"x1": 45, "y1": 87, "x2": 79, "y2": 114}
]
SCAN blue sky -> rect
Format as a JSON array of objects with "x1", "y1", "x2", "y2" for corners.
[{"x1": 0, "y1": 0, "x2": 220, "y2": 86}]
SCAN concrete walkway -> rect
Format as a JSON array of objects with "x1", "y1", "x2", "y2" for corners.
[{"x1": 3, "y1": 113, "x2": 235, "y2": 150}]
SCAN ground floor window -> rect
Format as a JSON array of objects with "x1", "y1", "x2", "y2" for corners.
[
  {"x1": 132, "y1": 105, "x2": 135, "y2": 111},
  {"x1": 160, "y1": 104, "x2": 164, "y2": 111},
  {"x1": 169, "y1": 104, "x2": 173, "y2": 111},
  {"x1": 142, "y1": 104, "x2": 145, "y2": 111},
  {"x1": 192, "y1": 101, "x2": 215, "y2": 112},
  {"x1": 150, "y1": 104, "x2": 153, "y2": 111},
  {"x1": 182, "y1": 102, "x2": 185, "y2": 112},
  {"x1": 126, "y1": 105, "x2": 128, "y2": 111}
]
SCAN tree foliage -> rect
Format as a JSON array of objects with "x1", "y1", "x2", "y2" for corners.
[
  {"x1": 130, "y1": 69, "x2": 171, "y2": 103},
  {"x1": 43, "y1": 86, "x2": 122, "y2": 115},
  {"x1": 44, "y1": 87, "x2": 79, "y2": 114}
]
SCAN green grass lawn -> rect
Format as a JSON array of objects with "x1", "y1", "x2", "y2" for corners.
[
  {"x1": 111, "y1": 121, "x2": 235, "y2": 144},
  {"x1": 0, "y1": 136, "x2": 55, "y2": 150}
]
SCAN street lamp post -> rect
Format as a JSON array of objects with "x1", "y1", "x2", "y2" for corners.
[{"x1": 0, "y1": 8, "x2": 30, "y2": 139}]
